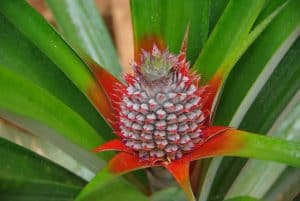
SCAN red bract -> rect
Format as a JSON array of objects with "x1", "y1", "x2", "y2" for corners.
[{"x1": 91, "y1": 36, "x2": 244, "y2": 201}]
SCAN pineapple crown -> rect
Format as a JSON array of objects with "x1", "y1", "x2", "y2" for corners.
[{"x1": 133, "y1": 45, "x2": 179, "y2": 83}]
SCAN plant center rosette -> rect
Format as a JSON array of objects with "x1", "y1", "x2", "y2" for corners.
[{"x1": 91, "y1": 39, "x2": 246, "y2": 201}]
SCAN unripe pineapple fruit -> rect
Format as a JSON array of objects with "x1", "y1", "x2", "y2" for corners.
[{"x1": 115, "y1": 45, "x2": 210, "y2": 162}]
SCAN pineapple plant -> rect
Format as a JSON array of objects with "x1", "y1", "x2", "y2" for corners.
[{"x1": 0, "y1": 0, "x2": 299, "y2": 201}]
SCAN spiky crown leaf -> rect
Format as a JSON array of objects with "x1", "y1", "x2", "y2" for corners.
[{"x1": 139, "y1": 45, "x2": 176, "y2": 81}]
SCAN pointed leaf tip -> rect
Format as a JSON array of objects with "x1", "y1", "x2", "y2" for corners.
[
  {"x1": 134, "y1": 35, "x2": 166, "y2": 64},
  {"x1": 202, "y1": 69, "x2": 226, "y2": 113},
  {"x1": 88, "y1": 60, "x2": 124, "y2": 111},
  {"x1": 83, "y1": 57, "x2": 124, "y2": 127},
  {"x1": 87, "y1": 82, "x2": 115, "y2": 123},
  {"x1": 165, "y1": 160, "x2": 196, "y2": 201},
  {"x1": 178, "y1": 24, "x2": 190, "y2": 62}
]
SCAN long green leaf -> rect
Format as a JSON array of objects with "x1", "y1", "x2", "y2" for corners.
[
  {"x1": 195, "y1": 130, "x2": 300, "y2": 168},
  {"x1": 225, "y1": 102, "x2": 300, "y2": 199},
  {"x1": 253, "y1": 0, "x2": 287, "y2": 26},
  {"x1": 201, "y1": 1, "x2": 300, "y2": 199},
  {"x1": 193, "y1": 0, "x2": 265, "y2": 82},
  {"x1": 0, "y1": 12, "x2": 112, "y2": 139},
  {"x1": 160, "y1": 0, "x2": 210, "y2": 63},
  {"x1": 0, "y1": 178, "x2": 82, "y2": 201},
  {"x1": 0, "y1": 1, "x2": 148, "y2": 191},
  {"x1": 130, "y1": 0, "x2": 162, "y2": 44},
  {"x1": 208, "y1": 0, "x2": 229, "y2": 33},
  {"x1": 236, "y1": 37, "x2": 300, "y2": 133},
  {"x1": 0, "y1": 119, "x2": 95, "y2": 181},
  {"x1": 46, "y1": 0, "x2": 122, "y2": 78},
  {"x1": 0, "y1": 0, "x2": 114, "y2": 124},
  {"x1": 75, "y1": 167, "x2": 148, "y2": 201},
  {"x1": 0, "y1": 137, "x2": 85, "y2": 201},
  {"x1": 151, "y1": 187, "x2": 186, "y2": 201},
  {"x1": 263, "y1": 167, "x2": 300, "y2": 201},
  {"x1": 0, "y1": 66, "x2": 107, "y2": 168},
  {"x1": 208, "y1": 36, "x2": 300, "y2": 201},
  {"x1": 130, "y1": 0, "x2": 210, "y2": 63},
  {"x1": 215, "y1": 0, "x2": 300, "y2": 127},
  {"x1": 225, "y1": 197, "x2": 263, "y2": 201},
  {"x1": 0, "y1": 1, "x2": 91, "y2": 92}
]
